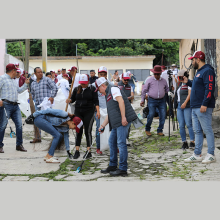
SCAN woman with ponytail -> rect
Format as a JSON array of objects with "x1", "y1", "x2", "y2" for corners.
[{"x1": 66, "y1": 74, "x2": 99, "y2": 159}]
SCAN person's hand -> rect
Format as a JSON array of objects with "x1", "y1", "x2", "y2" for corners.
[
  {"x1": 66, "y1": 99, "x2": 71, "y2": 104},
  {"x1": 122, "y1": 116, "x2": 128, "y2": 126},
  {"x1": 140, "y1": 101, "x2": 145, "y2": 107},
  {"x1": 98, "y1": 125, "x2": 105, "y2": 133},
  {"x1": 0, "y1": 100, "x2": 3, "y2": 107},
  {"x1": 181, "y1": 102, "x2": 186, "y2": 109},
  {"x1": 200, "y1": 105, "x2": 207, "y2": 113},
  {"x1": 182, "y1": 76, "x2": 188, "y2": 84},
  {"x1": 96, "y1": 111, "x2": 100, "y2": 119},
  {"x1": 25, "y1": 77, "x2": 30, "y2": 84},
  {"x1": 48, "y1": 97, "x2": 54, "y2": 104},
  {"x1": 68, "y1": 113, "x2": 74, "y2": 118}
]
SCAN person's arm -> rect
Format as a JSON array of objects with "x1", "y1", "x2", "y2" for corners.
[
  {"x1": 181, "y1": 89, "x2": 191, "y2": 109},
  {"x1": 116, "y1": 96, "x2": 128, "y2": 126},
  {"x1": 47, "y1": 77, "x2": 58, "y2": 98},
  {"x1": 0, "y1": 77, "x2": 4, "y2": 105},
  {"x1": 201, "y1": 70, "x2": 215, "y2": 112},
  {"x1": 141, "y1": 79, "x2": 150, "y2": 104},
  {"x1": 69, "y1": 87, "x2": 77, "y2": 103},
  {"x1": 185, "y1": 78, "x2": 192, "y2": 87},
  {"x1": 99, "y1": 115, "x2": 109, "y2": 133},
  {"x1": 17, "y1": 77, "x2": 30, "y2": 93}
]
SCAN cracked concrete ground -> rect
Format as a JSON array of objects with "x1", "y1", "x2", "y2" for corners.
[{"x1": 0, "y1": 95, "x2": 220, "y2": 181}]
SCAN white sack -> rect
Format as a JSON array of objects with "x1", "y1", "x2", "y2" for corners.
[{"x1": 100, "y1": 108, "x2": 110, "y2": 152}]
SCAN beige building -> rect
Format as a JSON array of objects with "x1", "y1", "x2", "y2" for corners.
[
  {"x1": 16, "y1": 55, "x2": 155, "y2": 92},
  {"x1": 163, "y1": 39, "x2": 220, "y2": 117}
]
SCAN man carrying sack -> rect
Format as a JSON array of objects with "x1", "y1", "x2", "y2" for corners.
[{"x1": 95, "y1": 77, "x2": 137, "y2": 177}]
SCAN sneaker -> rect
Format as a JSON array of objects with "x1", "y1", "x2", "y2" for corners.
[
  {"x1": 202, "y1": 153, "x2": 216, "y2": 164},
  {"x1": 73, "y1": 150, "x2": 80, "y2": 159},
  {"x1": 25, "y1": 114, "x2": 35, "y2": 125},
  {"x1": 83, "y1": 150, "x2": 92, "y2": 159},
  {"x1": 184, "y1": 153, "x2": 203, "y2": 163},
  {"x1": 189, "y1": 142, "x2": 195, "y2": 150},
  {"x1": 96, "y1": 149, "x2": 102, "y2": 155},
  {"x1": 181, "y1": 141, "x2": 189, "y2": 150},
  {"x1": 67, "y1": 152, "x2": 74, "y2": 160}
]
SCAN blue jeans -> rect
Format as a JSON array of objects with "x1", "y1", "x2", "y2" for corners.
[
  {"x1": 130, "y1": 83, "x2": 135, "y2": 93},
  {"x1": 108, "y1": 122, "x2": 131, "y2": 171},
  {"x1": 0, "y1": 102, "x2": 23, "y2": 147},
  {"x1": 177, "y1": 103, "x2": 194, "y2": 142},
  {"x1": 94, "y1": 112, "x2": 100, "y2": 149},
  {"x1": 192, "y1": 108, "x2": 215, "y2": 155},
  {"x1": 34, "y1": 115, "x2": 63, "y2": 156},
  {"x1": 34, "y1": 108, "x2": 70, "y2": 151},
  {"x1": 146, "y1": 97, "x2": 166, "y2": 133}
]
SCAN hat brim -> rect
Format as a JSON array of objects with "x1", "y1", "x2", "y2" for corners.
[
  {"x1": 123, "y1": 77, "x2": 130, "y2": 79},
  {"x1": 79, "y1": 81, "x2": 89, "y2": 84},
  {"x1": 150, "y1": 69, "x2": 162, "y2": 74},
  {"x1": 98, "y1": 70, "x2": 107, "y2": 73},
  {"x1": 188, "y1": 56, "x2": 194, "y2": 60}
]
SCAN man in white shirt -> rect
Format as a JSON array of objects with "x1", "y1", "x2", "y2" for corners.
[
  {"x1": 57, "y1": 68, "x2": 66, "y2": 81},
  {"x1": 68, "y1": 66, "x2": 80, "y2": 89}
]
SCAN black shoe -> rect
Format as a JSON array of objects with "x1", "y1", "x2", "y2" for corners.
[
  {"x1": 83, "y1": 150, "x2": 92, "y2": 159},
  {"x1": 101, "y1": 166, "x2": 117, "y2": 174},
  {"x1": 181, "y1": 141, "x2": 189, "y2": 150},
  {"x1": 25, "y1": 114, "x2": 35, "y2": 125},
  {"x1": 127, "y1": 144, "x2": 130, "y2": 147},
  {"x1": 67, "y1": 151, "x2": 74, "y2": 159},
  {"x1": 110, "y1": 169, "x2": 128, "y2": 177},
  {"x1": 189, "y1": 142, "x2": 195, "y2": 150},
  {"x1": 73, "y1": 150, "x2": 80, "y2": 159}
]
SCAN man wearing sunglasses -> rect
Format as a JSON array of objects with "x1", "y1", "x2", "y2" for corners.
[{"x1": 140, "y1": 65, "x2": 169, "y2": 136}]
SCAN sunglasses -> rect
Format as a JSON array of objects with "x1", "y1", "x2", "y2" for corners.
[
  {"x1": 154, "y1": 73, "x2": 160, "y2": 76},
  {"x1": 124, "y1": 79, "x2": 129, "y2": 82}
]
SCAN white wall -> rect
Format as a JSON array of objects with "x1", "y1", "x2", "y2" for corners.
[{"x1": 5, "y1": 54, "x2": 34, "y2": 74}]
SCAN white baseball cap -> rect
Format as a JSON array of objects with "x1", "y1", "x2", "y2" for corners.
[
  {"x1": 50, "y1": 70, "x2": 55, "y2": 73},
  {"x1": 79, "y1": 74, "x2": 89, "y2": 84},
  {"x1": 98, "y1": 66, "x2": 107, "y2": 73},
  {"x1": 94, "y1": 77, "x2": 107, "y2": 92},
  {"x1": 122, "y1": 72, "x2": 131, "y2": 80},
  {"x1": 17, "y1": 69, "x2": 21, "y2": 73},
  {"x1": 15, "y1": 62, "x2": 19, "y2": 66}
]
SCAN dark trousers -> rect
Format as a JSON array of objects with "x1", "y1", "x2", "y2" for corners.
[{"x1": 75, "y1": 108, "x2": 95, "y2": 147}]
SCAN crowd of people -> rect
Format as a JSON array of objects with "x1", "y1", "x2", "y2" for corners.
[{"x1": 0, "y1": 50, "x2": 217, "y2": 177}]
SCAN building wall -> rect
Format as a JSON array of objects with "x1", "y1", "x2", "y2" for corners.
[
  {"x1": 29, "y1": 56, "x2": 155, "y2": 93},
  {"x1": 0, "y1": 39, "x2": 5, "y2": 76}
]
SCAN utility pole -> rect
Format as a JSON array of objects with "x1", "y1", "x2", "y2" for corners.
[
  {"x1": 42, "y1": 39, "x2": 47, "y2": 73},
  {"x1": 161, "y1": 49, "x2": 164, "y2": 65},
  {"x1": 76, "y1": 44, "x2": 79, "y2": 70},
  {"x1": 24, "y1": 39, "x2": 30, "y2": 73}
]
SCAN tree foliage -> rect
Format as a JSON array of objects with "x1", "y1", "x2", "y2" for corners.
[{"x1": 6, "y1": 39, "x2": 179, "y2": 66}]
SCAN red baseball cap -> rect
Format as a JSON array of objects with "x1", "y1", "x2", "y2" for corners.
[
  {"x1": 6, "y1": 63, "x2": 19, "y2": 71},
  {"x1": 72, "y1": 116, "x2": 83, "y2": 133},
  {"x1": 68, "y1": 66, "x2": 77, "y2": 71},
  {"x1": 188, "y1": 51, "x2": 205, "y2": 60},
  {"x1": 161, "y1": 65, "x2": 166, "y2": 69},
  {"x1": 62, "y1": 74, "x2": 70, "y2": 80}
]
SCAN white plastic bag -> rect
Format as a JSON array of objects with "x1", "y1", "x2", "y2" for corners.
[
  {"x1": 100, "y1": 108, "x2": 110, "y2": 151},
  {"x1": 136, "y1": 81, "x2": 140, "y2": 94}
]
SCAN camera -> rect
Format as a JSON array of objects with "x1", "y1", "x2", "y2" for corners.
[{"x1": 167, "y1": 70, "x2": 173, "y2": 75}]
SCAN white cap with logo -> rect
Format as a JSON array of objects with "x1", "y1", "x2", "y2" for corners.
[
  {"x1": 94, "y1": 77, "x2": 107, "y2": 92},
  {"x1": 98, "y1": 66, "x2": 107, "y2": 73}
]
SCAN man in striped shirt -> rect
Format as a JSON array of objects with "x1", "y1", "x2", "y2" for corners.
[
  {"x1": 0, "y1": 63, "x2": 30, "y2": 153},
  {"x1": 30, "y1": 67, "x2": 58, "y2": 143}
]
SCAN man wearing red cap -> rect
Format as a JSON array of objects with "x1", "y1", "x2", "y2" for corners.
[
  {"x1": 50, "y1": 70, "x2": 58, "y2": 84},
  {"x1": 25, "y1": 108, "x2": 83, "y2": 162},
  {"x1": 14, "y1": 69, "x2": 26, "y2": 87},
  {"x1": 0, "y1": 64, "x2": 30, "y2": 153},
  {"x1": 181, "y1": 51, "x2": 216, "y2": 164},
  {"x1": 68, "y1": 66, "x2": 80, "y2": 89},
  {"x1": 140, "y1": 65, "x2": 169, "y2": 136}
]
